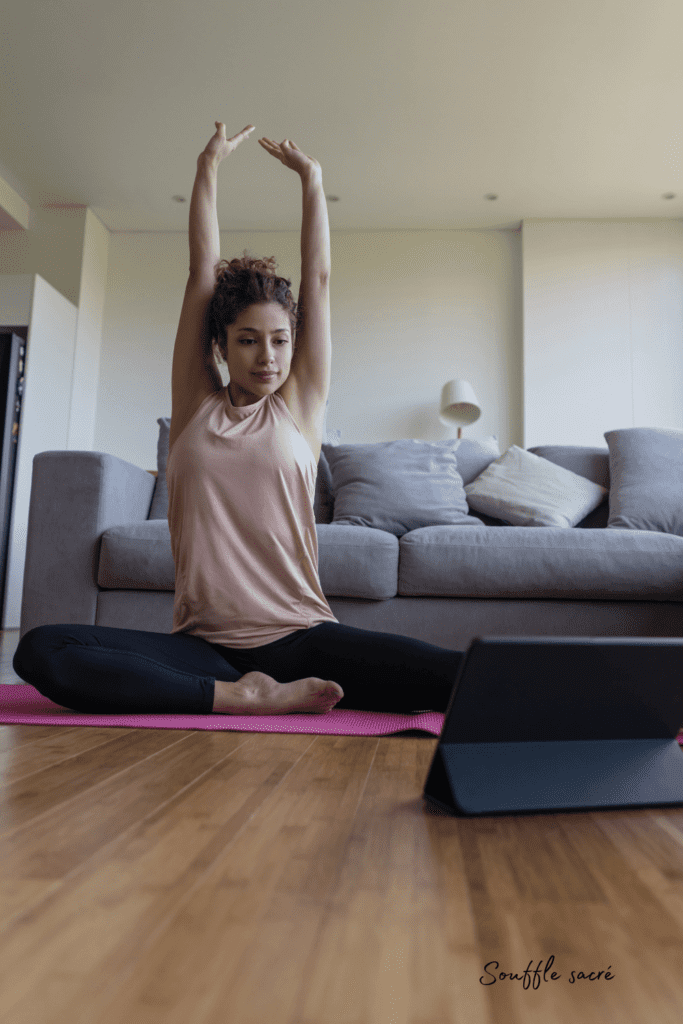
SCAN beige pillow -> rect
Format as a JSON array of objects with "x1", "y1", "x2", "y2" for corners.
[{"x1": 463, "y1": 445, "x2": 608, "y2": 528}]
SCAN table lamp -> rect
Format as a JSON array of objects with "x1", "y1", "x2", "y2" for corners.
[{"x1": 439, "y1": 379, "x2": 481, "y2": 438}]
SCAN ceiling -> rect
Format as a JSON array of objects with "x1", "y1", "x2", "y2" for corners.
[{"x1": 1, "y1": 0, "x2": 682, "y2": 233}]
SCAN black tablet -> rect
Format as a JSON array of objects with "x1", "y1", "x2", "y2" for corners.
[{"x1": 423, "y1": 636, "x2": 683, "y2": 816}]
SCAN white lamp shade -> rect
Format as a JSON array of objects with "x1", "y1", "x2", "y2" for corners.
[{"x1": 439, "y1": 379, "x2": 481, "y2": 428}]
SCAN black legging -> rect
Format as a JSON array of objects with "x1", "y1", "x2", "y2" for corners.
[{"x1": 13, "y1": 621, "x2": 464, "y2": 715}]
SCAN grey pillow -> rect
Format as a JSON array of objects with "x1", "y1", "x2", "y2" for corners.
[
  {"x1": 148, "y1": 415, "x2": 341, "y2": 524},
  {"x1": 148, "y1": 417, "x2": 171, "y2": 520},
  {"x1": 322, "y1": 438, "x2": 485, "y2": 537},
  {"x1": 315, "y1": 429, "x2": 341, "y2": 524},
  {"x1": 605, "y1": 427, "x2": 683, "y2": 536},
  {"x1": 448, "y1": 434, "x2": 501, "y2": 485}
]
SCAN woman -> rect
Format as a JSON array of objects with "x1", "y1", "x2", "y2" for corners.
[{"x1": 14, "y1": 122, "x2": 464, "y2": 717}]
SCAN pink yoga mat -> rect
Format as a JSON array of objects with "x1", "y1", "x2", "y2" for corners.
[{"x1": 0, "y1": 684, "x2": 444, "y2": 736}]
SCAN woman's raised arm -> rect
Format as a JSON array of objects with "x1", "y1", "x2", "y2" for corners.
[
  {"x1": 189, "y1": 123, "x2": 254, "y2": 277},
  {"x1": 258, "y1": 135, "x2": 332, "y2": 415},
  {"x1": 170, "y1": 124, "x2": 255, "y2": 444},
  {"x1": 257, "y1": 136, "x2": 331, "y2": 279}
]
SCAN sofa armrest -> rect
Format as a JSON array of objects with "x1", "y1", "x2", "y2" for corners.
[{"x1": 19, "y1": 451, "x2": 156, "y2": 639}]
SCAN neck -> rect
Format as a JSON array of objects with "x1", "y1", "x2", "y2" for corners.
[{"x1": 228, "y1": 381, "x2": 262, "y2": 408}]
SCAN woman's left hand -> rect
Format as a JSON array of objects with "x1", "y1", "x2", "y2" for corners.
[{"x1": 258, "y1": 136, "x2": 322, "y2": 179}]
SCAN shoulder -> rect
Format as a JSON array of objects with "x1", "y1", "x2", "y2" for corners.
[
  {"x1": 169, "y1": 384, "x2": 223, "y2": 455},
  {"x1": 275, "y1": 378, "x2": 326, "y2": 464}
]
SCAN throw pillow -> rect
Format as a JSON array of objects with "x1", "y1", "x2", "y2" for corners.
[
  {"x1": 148, "y1": 417, "x2": 171, "y2": 520},
  {"x1": 449, "y1": 434, "x2": 501, "y2": 486},
  {"x1": 315, "y1": 430, "x2": 341, "y2": 524},
  {"x1": 463, "y1": 445, "x2": 608, "y2": 527},
  {"x1": 322, "y1": 439, "x2": 484, "y2": 537},
  {"x1": 605, "y1": 427, "x2": 683, "y2": 536}
]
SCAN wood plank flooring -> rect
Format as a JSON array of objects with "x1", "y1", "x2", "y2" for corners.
[{"x1": 2, "y1": 627, "x2": 683, "y2": 1023}]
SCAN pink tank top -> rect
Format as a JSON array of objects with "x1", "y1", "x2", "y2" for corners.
[{"x1": 166, "y1": 386, "x2": 338, "y2": 648}]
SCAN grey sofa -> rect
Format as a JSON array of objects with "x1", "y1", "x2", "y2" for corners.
[{"x1": 19, "y1": 426, "x2": 683, "y2": 649}]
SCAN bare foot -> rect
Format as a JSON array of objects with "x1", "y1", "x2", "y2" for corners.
[{"x1": 212, "y1": 671, "x2": 344, "y2": 715}]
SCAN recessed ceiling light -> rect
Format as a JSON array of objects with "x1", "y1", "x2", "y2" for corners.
[
  {"x1": 172, "y1": 195, "x2": 187, "y2": 203},
  {"x1": 662, "y1": 193, "x2": 677, "y2": 200},
  {"x1": 325, "y1": 195, "x2": 339, "y2": 202},
  {"x1": 484, "y1": 193, "x2": 498, "y2": 200}
]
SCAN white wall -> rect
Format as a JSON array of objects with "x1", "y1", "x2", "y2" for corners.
[
  {"x1": 0, "y1": 205, "x2": 87, "y2": 308},
  {"x1": 0, "y1": 204, "x2": 109, "y2": 454},
  {"x1": 523, "y1": 219, "x2": 683, "y2": 448},
  {"x1": 67, "y1": 209, "x2": 110, "y2": 451},
  {"x1": 0, "y1": 274, "x2": 78, "y2": 629},
  {"x1": 4, "y1": 212, "x2": 682, "y2": 479},
  {"x1": 98, "y1": 229, "x2": 523, "y2": 470}
]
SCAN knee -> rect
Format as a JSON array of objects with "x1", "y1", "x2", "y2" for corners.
[{"x1": 13, "y1": 625, "x2": 64, "y2": 681}]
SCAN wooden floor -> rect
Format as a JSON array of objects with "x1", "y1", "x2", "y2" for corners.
[{"x1": 2, "y1": 627, "x2": 683, "y2": 1024}]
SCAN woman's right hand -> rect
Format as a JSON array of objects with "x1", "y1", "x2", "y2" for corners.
[{"x1": 200, "y1": 122, "x2": 255, "y2": 165}]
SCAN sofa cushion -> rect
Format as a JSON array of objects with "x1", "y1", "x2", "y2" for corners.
[
  {"x1": 315, "y1": 524, "x2": 399, "y2": 598},
  {"x1": 463, "y1": 445, "x2": 608, "y2": 527},
  {"x1": 605, "y1": 427, "x2": 683, "y2": 536},
  {"x1": 98, "y1": 519, "x2": 399, "y2": 600},
  {"x1": 314, "y1": 449, "x2": 335, "y2": 524},
  {"x1": 447, "y1": 434, "x2": 501, "y2": 485},
  {"x1": 315, "y1": 430, "x2": 341, "y2": 524},
  {"x1": 528, "y1": 445, "x2": 610, "y2": 490},
  {"x1": 98, "y1": 519, "x2": 175, "y2": 589},
  {"x1": 398, "y1": 525, "x2": 683, "y2": 600},
  {"x1": 323, "y1": 439, "x2": 485, "y2": 537},
  {"x1": 148, "y1": 417, "x2": 171, "y2": 520}
]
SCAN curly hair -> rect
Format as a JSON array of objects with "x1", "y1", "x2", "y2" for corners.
[{"x1": 206, "y1": 250, "x2": 299, "y2": 364}]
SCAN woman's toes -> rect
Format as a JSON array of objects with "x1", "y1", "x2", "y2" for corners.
[{"x1": 300, "y1": 678, "x2": 343, "y2": 713}]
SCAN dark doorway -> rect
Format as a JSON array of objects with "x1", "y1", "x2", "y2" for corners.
[{"x1": 0, "y1": 332, "x2": 26, "y2": 619}]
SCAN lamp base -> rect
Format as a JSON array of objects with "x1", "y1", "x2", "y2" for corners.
[{"x1": 457, "y1": 427, "x2": 462, "y2": 439}]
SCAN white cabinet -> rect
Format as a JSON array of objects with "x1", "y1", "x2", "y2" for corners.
[{"x1": 0, "y1": 274, "x2": 77, "y2": 628}]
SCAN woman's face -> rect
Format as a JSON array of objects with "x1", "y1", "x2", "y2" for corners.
[{"x1": 224, "y1": 303, "x2": 294, "y2": 406}]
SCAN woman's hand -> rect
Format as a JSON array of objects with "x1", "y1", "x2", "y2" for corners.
[
  {"x1": 200, "y1": 122, "x2": 255, "y2": 166},
  {"x1": 258, "y1": 136, "x2": 322, "y2": 180}
]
